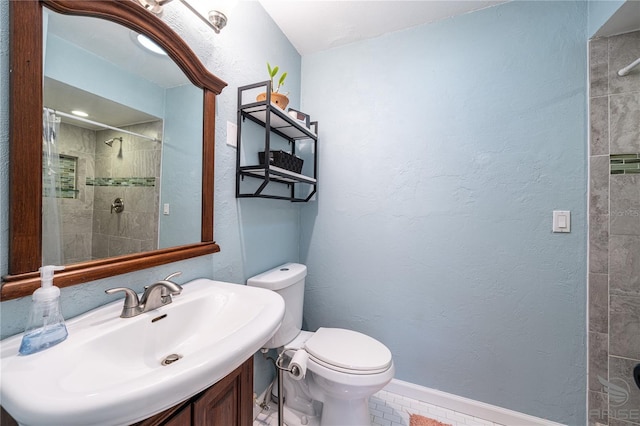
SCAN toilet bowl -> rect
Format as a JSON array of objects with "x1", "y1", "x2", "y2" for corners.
[{"x1": 248, "y1": 264, "x2": 395, "y2": 426}]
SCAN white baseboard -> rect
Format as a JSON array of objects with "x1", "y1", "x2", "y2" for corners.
[{"x1": 384, "y1": 379, "x2": 566, "y2": 426}]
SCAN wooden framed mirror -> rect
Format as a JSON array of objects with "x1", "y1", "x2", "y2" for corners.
[{"x1": 2, "y1": 0, "x2": 227, "y2": 300}]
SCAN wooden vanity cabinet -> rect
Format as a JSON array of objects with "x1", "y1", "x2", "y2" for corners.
[
  {"x1": 0, "y1": 407, "x2": 18, "y2": 426},
  {"x1": 134, "y1": 357, "x2": 254, "y2": 426}
]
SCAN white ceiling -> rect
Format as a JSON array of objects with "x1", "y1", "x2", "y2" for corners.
[
  {"x1": 258, "y1": 1, "x2": 508, "y2": 55},
  {"x1": 43, "y1": 78, "x2": 160, "y2": 130}
]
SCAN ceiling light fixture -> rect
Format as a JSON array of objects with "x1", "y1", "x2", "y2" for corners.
[
  {"x1": 135, "y1": 0, "x2": 173, "y2": 14},
  {"x1": 136, "y1": 33, "x2": 168, "y2": 56},
  {"x1": 71, "y1": 110, "x2": 89, "y2": 118},
  {"x1": 206, "y1": 9, "x2": 228, "y2": 34},
  {"x1": 179, "y1": 0, "x2": 236, "y2": 34},
  {"x1": 136, "y1": 0, "x2": 235, "y2": 34}
]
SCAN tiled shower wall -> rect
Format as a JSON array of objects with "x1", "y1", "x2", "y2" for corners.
[
  {"x1": 588, "y1": 30, "x2": 640, "y2": 426},
  {"x1": 57, "y1": 120, "x2": 162, "y2": 263},
  {"x1": 93, "y1": 121, "x2": 162, "y2": 258}
]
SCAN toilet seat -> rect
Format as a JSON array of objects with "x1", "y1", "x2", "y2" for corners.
[{"x1": 304, "y1": 328, "x2": 392, "y2": 375}]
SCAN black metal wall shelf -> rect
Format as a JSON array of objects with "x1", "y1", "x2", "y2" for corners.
[{"x1": 236, "y1": 81, "x2": 318, "y2": 202}]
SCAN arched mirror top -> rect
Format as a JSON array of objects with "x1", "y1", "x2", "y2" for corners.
[
  {"x1": 2, "y1": 0, "x2": 227, "y2": 300},
  {"x1": 42, "y1": 0, "x2": 226, "y2": 94}
]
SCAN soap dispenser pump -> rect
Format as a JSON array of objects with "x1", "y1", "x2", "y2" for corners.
[{"x1": 18, "y1": 265, "x2": 68, "y2": 355}]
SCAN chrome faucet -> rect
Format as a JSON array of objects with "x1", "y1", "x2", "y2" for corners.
[{"x1": 105, "y1": 272, "x2": 183, "y2": 318}]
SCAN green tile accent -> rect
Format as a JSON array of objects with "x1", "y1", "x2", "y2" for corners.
[
  {"x1": 610, "y1": 154, "x2": 640, "y2": 175},
  {"x1": 43, "y1": 154, "x2": 78, "y2": 199},
  {"x1": 86, "y1": 177, "x2": 156, "y2": 187},
  {"x1": 612, "y1": 164, "x2": 639, "y2": 171},
  {"x1": 610, "y1": 154, "x2": 640, "y2": 160}
]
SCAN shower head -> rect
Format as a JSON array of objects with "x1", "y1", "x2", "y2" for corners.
[{"x1": 104, "y1": 137, "x2": 123, "y2": 147}]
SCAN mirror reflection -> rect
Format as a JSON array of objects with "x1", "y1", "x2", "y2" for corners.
[{"x1": 42, "y1": 9, "x2": 204, "y2": 265}]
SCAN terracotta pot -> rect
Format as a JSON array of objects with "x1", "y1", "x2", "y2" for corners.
[{"x1": 257, "y1": 92, "x2": 290, "y2": 110}]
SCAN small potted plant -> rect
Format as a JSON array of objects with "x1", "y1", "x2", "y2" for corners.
[{"x1": 257, "y1": 62, "x2": 289, "y2": 110}]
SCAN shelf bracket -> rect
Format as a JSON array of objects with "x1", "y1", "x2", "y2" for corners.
[{"x1": 254, "y1": 179, "x2": 269, "y2": 196}]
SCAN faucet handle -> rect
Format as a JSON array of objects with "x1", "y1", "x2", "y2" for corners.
[
  {"x1": 164, "y1": 271, "x2": 182, "y2": 281},
  {"x1": 155, "y1": 280, "x2": 183, "y2": 296},
  {"x1": 105, "y1": 287, "x2": 141, "y2": 318},
  {"x1": 105, "y1": 287, "x2": 139, "y2": 306},
  {"x1": 144, "y1": 273, "x2": 182, "y2": 291}
]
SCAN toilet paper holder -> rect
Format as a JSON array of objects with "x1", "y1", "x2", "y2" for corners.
[
  {"x1": 290, "y1": 363, "x2": 303, "y2": 378},
  {"x1": 277, "y1": 349, "x2": 308, "y2": 381},
  {"x1": 268, "y1": 349, "x2": 308, "y2": 426}
]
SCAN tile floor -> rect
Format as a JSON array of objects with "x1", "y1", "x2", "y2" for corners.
[{"x1": 254, "y1": 388, "x2": 504, "y2": 426}]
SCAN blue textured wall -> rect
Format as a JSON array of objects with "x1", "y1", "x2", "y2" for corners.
[{"x1": 300, "y1": 1, "x2": 588, "y2": 424}]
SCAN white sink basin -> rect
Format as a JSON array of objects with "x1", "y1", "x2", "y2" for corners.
[{"x1": 0, "y1": 278, "x2": 284, "y2": 426}]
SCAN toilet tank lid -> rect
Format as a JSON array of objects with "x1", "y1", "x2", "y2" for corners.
[{"x1": 247, "y1": 263, "x2": 307, "y2": 291}]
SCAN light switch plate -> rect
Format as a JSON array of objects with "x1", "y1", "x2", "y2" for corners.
[
  {"x1": 226, "y1": 121, "x2": 237, "y2": 148},
  {"x1": 552, "y1": 210, "x2": 570, "y2": 233}
]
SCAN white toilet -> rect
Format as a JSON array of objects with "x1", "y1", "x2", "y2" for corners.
[{"x1": 248, "y1": 263, "x2": 395, "y2": 426}]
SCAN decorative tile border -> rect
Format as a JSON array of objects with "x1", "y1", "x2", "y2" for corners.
[
  {"x1": 86, "y1": 177, "x2": 156, "y2": 187},
  {"x1": 610, "y1": 154, "x2": 640, "y2": 175}
]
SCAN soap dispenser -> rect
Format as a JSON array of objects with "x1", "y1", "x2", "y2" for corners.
[{"x1": 18, "y1": 265, "x2": 68, "y2": 355}]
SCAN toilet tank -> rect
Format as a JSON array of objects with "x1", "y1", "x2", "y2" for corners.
[{"x1": 247, "y1": 263, "x2": 307, "y2": 348}]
